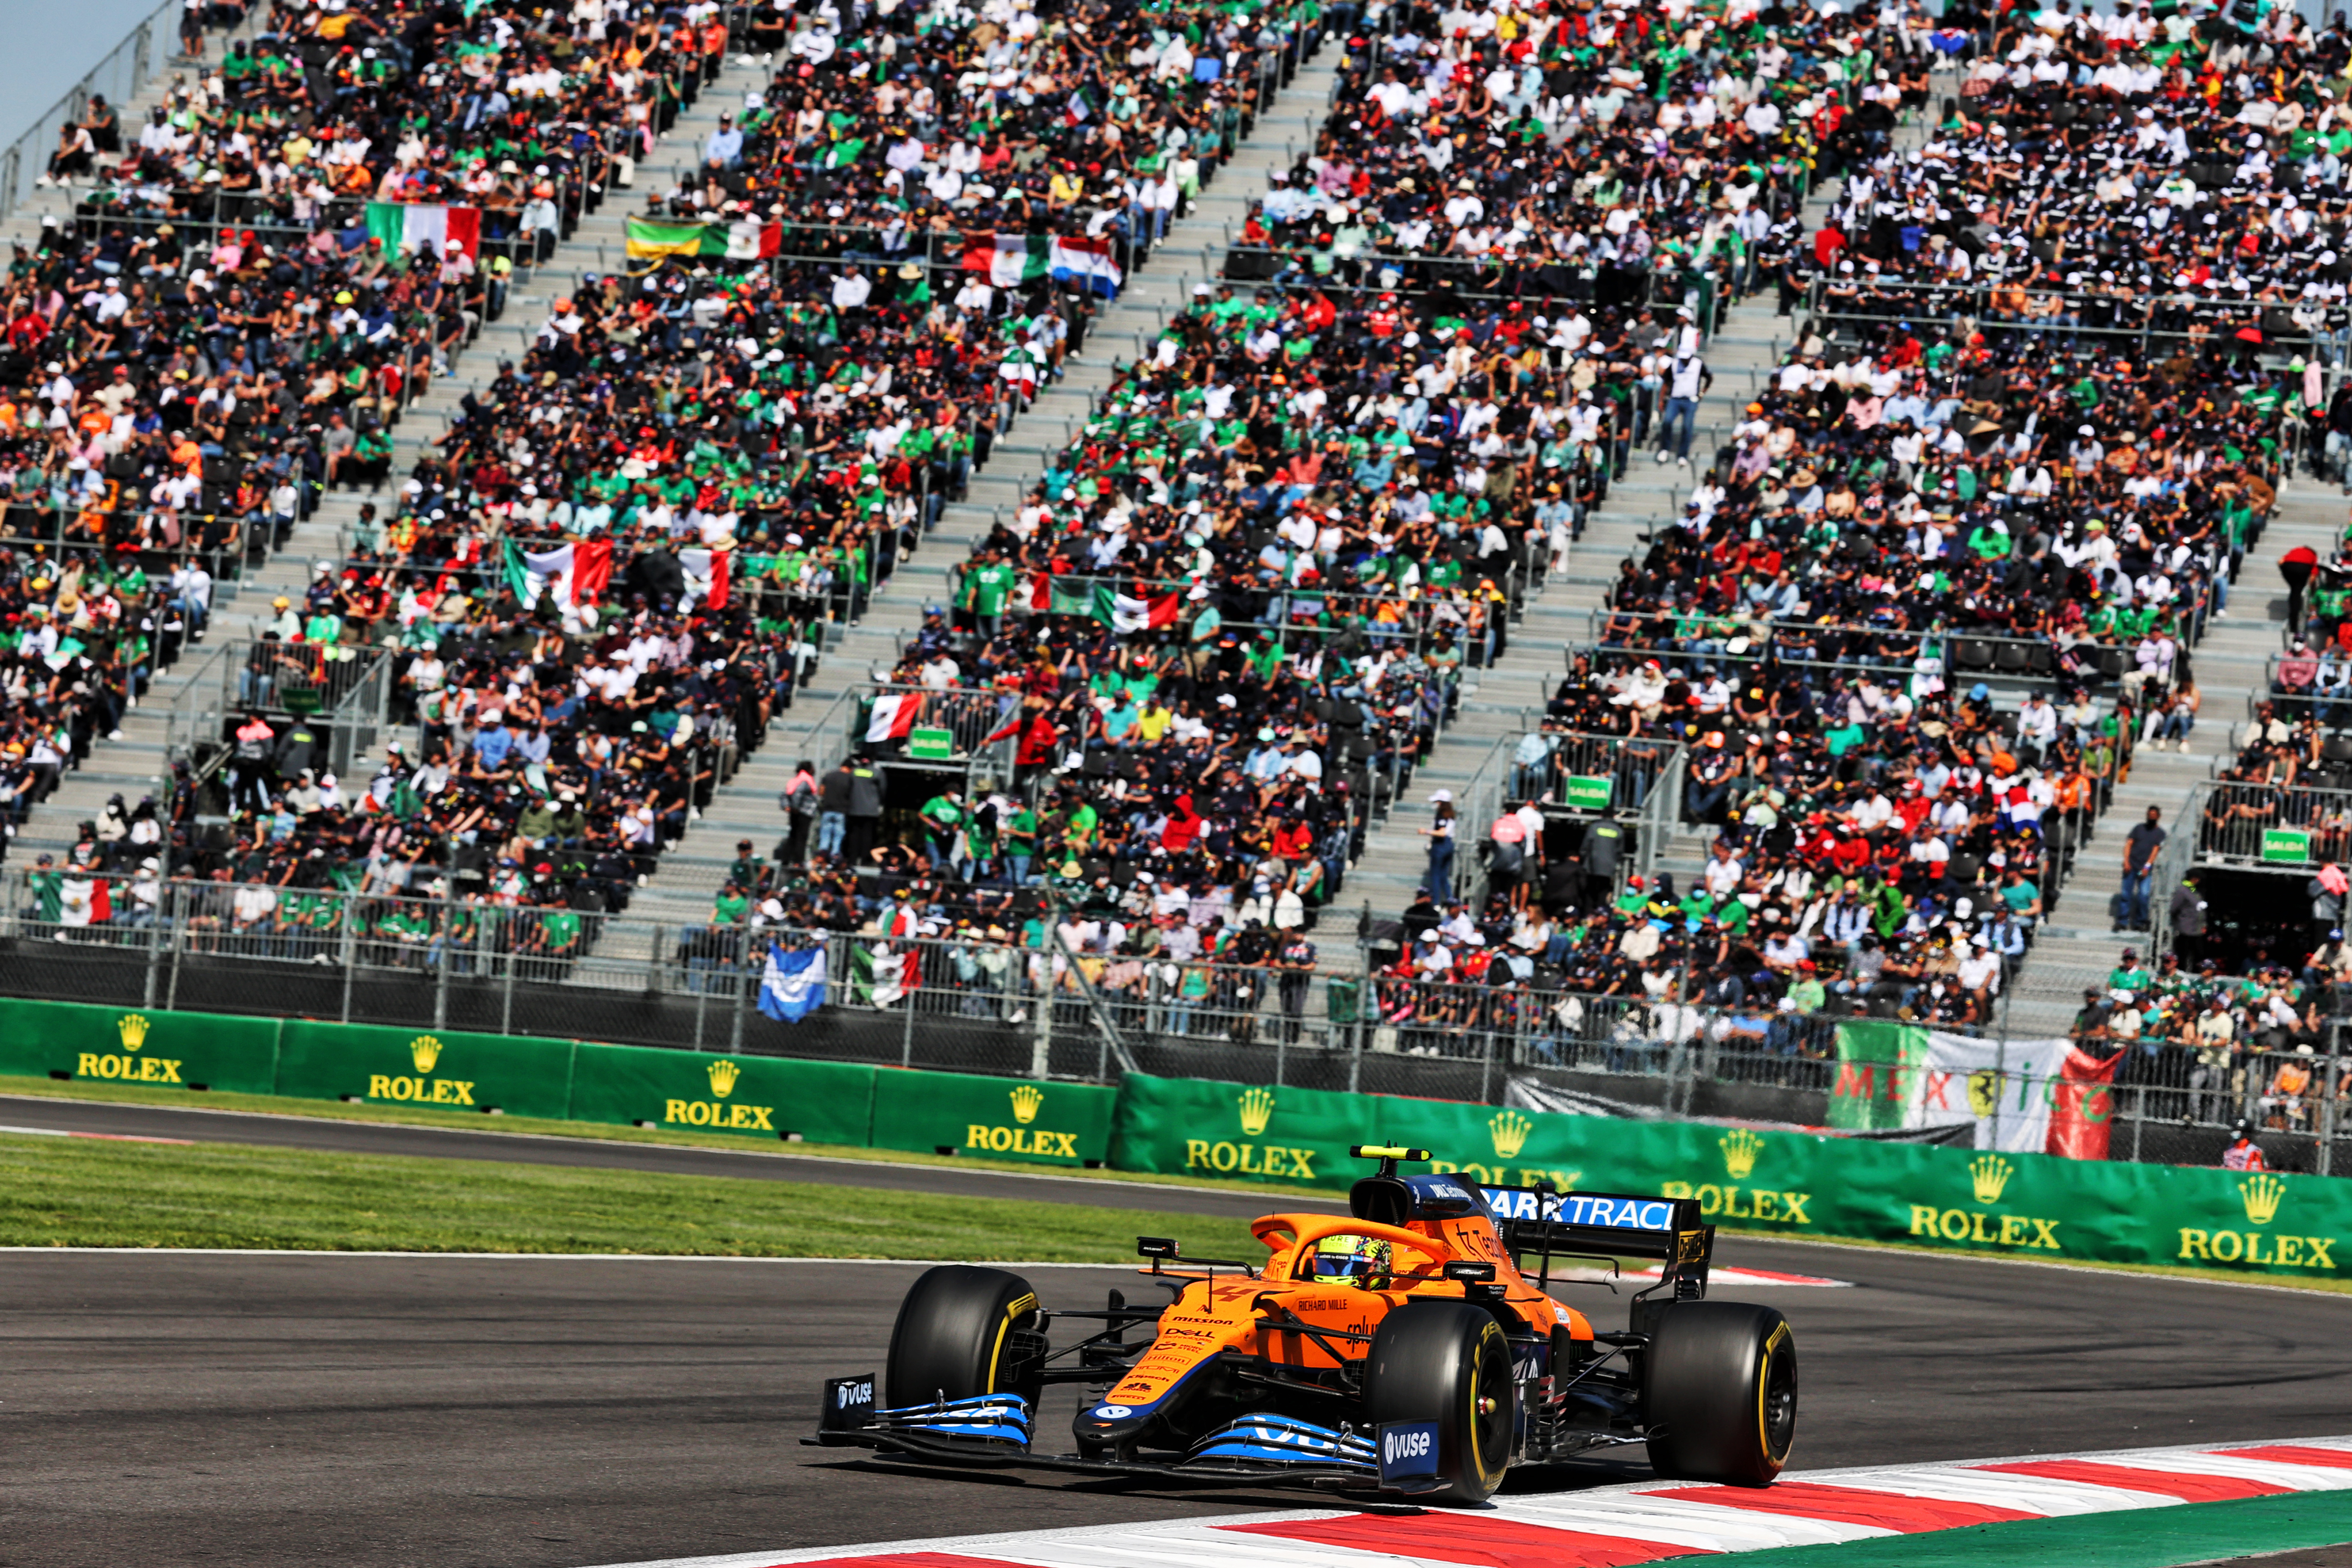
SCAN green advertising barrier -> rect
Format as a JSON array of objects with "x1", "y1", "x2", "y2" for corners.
[
  {"x1": 568, "y1": 1044, "x2": 876, "y2": 1143},
  {"x1": 1108, "y1": 1073, "x2": 2352, "y2": 1283},
  {"x1": 273, "y1": 1021, "x2": 577, "y2": 1119},
  {"x1": 869, "y1": 1069, "x2": 1118, "y2": 1166},
  {"x1": 0, "y1": 998, "x2": 282, "y2": 1095}
]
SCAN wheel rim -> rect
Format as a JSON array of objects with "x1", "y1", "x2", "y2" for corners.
[
  {"x1": 1759, "y1": 1333, "x2": 1798, "y2": 1465},
  {"x1": 1470, "y1": 1327, "x2": 1512, "y2": 1483}
]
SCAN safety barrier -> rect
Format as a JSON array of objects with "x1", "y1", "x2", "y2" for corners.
[
  {"x1": 0, "y1": 998, "x2": 1115, "y2": 1166},
  {"x1": 11, "y1": 995, "x2": 2351, "y2": 1280},
  {"x1": 1108, "y1": 1072, "x2": 2352, "y2": 1283}
]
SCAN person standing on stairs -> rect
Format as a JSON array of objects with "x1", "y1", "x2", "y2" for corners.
[
  {"x1": 2168, "y1": 871, "x2": 2208, "y2": 971},
  {"x1": 2117, "y1": 805, "x2": 2165, "y2": 934},
  {"x1": 778, "y1": 758, "x2": 818, "y2": 867},
  {"x1": 1656, "y1": 351, "x2": 1711, "y2": 469},
  {"x1": 843, "y1": 753, "x2": 884, "y2": 868},
  {"x1": 2281, "y1": 543, "x2": 2318, "y2": 640},
  {"x1": 1421, "y1": 791, "x2": 1457, "y2": 899}
]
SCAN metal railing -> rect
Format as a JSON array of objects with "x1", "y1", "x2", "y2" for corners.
[
  {"x1": 17, "y1": 868, "x2": 2352, "y2": 1170},
  {"x1": 0, "y1": 0, "x2": 177, "y2": 220},
  {"x1": 159, "y1": 638, "x2": 394, "y2": 808}
]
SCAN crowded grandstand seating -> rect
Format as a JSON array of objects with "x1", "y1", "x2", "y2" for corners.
[
  {"x1": 0, "y1": 0, "x2": 722, "y2": 866},
  {"x1": 13, "y1": 0, "x2": 1326, "y2": 964},
  {"x1": 19, "y1": 0, "x2": 2352, "y2": 1089}
]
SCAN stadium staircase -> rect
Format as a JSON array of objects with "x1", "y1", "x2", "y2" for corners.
[
  {"x1": 1997, "y1": 487, "x2": 2334, "y2": 1036},
  {"x1": 584, "y1": 47, "x2": 1349, "y2": 966}
]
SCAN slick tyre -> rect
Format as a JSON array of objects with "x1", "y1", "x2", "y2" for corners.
[
  {"x1": 1363, "y1": 1301, "x2": 1514, "y2": 1503},
  {"x1": 885, "y1": 1265, "x2": 1042, "y2": 1411},
  {"x1": 1644, "y1": 1302, "x2": 1798, "y2": 1486}
]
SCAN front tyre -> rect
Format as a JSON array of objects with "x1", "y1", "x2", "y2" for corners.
[
  {"x1": 885, "y1": 1265, "x2": 1041, "y2": 1412},
  {"x1": 1644, "y1": 1302, "x2": 1797, "y2": 1485},
  {"x1": 1363, "y1": 1301, "x2": 1514, "y2": 1503}
]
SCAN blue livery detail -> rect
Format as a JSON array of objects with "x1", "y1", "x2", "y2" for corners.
[
  {"x1": 1378, "y1": 1420, "x2": 1441, "y2": 1485},
  {"x1": 1483, "y1": 1188, "x2": 1677, "y2": 1231}
]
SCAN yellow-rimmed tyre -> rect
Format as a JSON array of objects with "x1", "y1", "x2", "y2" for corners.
[
  {"x1": 1644, "y1": 1302, "x2": 1798, "y2": 1485},
  {"x1": 885, "y1": 1265, "x2": 1042, "y2": 1411},
  {"x1": 1363, "y1": 1301, "x2": 1514, "y2": 1503}
]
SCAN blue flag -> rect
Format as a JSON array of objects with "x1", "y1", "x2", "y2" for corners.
[{"x1": 758, "y1": 944, "x2": 826, "y2": 1023}]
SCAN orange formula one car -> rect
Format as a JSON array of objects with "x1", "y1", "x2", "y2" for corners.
[{"x1": 810, "y1": 1147, "x2": 1797, "y2": 1500}]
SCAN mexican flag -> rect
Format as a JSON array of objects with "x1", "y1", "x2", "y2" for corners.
[
  {"x1": 725, "y1": 214, "x2": 783, "y2": 261},
  {"x1": 963, "y1": 233, "x2": 1050, "y2": 288},
  {"x1": 852, "y1": 943, "x2": 923, "y2": 1007},
  {"x1": 1111, "y1": 589, "x2": 1180, "y2": 633},
  {"x1": 1044, "y1": 581, "x2": 1179, "y2": 631},
  {"x1": 1825, "y1": 1018, "x2": 1924, "y2": 1132},
  {"x1": 58, "y1": 874, "x2": 110, "y2": 928},
  {"x1": 1833, "y1": 1023, "x2": 2074, "y2": 1153},
  {"x1": 1049, "y1": 234, "x2": 1123, "y2": 297},
  {"x1": 2046, "y1": 1044, "x2": 2121, "y2": 1161},
  {"x1": 678, "y1": 546, "x2": 732, "y2": 609},
  {"x1": 866, "y1": 691, "x2": 922, "y2": 743},
  {"x1": 999, "y1": 343, "x2": 1043, "y2": 392},
  {"x1": 502, "y1": 538, "x2": 614, "y2": 608},
  {"x1": 366, "y1": 202, "x2": 482, "y2": 260}
]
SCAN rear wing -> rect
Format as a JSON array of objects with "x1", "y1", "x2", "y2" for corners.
[{"x1": 1482, "y1": 1187, "x2": 1712, "y2": 1298}]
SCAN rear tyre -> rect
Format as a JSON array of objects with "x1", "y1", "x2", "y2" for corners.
[
  {"x1": 1363, "y1": 1301, "x2": 1514, "y2": 1503},
  {"x1": 1644, "y1": 1302, "x2": 1797, "y2": 1485},
  {"x1": 885, "y1": 1265, "x2": 1042, "y2": 1412}
]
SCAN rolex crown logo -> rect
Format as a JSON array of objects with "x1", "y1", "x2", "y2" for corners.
[
  {"x1": 2240, "y1": 1172, "x2": 2287, "y2": 1226},
  {"x1": 1009, "y1": 1084, "x2": 1044, "y2": 1125},
  {"x1": 116, "y1": 1013, "x2": 150, "y2": 1053},
  {"x1": 1488, "y1": 1110, "x2": 1533, "y2": 1161},
  {"x1": 707, "y1": 1059, "x2": 742, "y2": 1099},
  {"x1": 1237, "y1": 1087, "x2": 1277, "y2": 1138},
  {"x1": 1720, "y1": 1128, "x2": 1765, "y2": 1181},
  {"x1": 409, "y1": 1035, "x2": 443, "y2": 1075},
  {"x1": 1969, "y1": 1154, "x2": 2014, "y2": 1205}
]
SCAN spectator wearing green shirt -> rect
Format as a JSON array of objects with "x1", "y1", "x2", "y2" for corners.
[{"x1": 919, "y1": 788, "x2": 968, "y2": 877}]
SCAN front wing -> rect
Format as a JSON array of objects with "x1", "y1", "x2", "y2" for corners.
[{"x1": 805, "y1": 1385, "x2": 1416, "y2": 1489}]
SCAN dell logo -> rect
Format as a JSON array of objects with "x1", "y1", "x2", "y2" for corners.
[{"x1": 1093, "y1": 1405, "x2": 1133, "y2": 1419}]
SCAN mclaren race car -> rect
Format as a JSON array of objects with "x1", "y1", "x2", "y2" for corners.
[{"x1": 808, "y1": 1146, "x2": 1797, "y2": 1501}]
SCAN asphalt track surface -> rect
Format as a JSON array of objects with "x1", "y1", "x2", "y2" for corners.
[{"x1": 6, "y1": 1110, "x2": 2352, "y2": 1567}]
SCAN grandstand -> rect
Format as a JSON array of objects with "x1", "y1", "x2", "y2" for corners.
[{"x1": 5, "y1": 0, "x2": 2350, "y2": 1162}]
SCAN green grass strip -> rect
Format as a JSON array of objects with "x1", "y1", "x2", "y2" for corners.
[
  {"x1": 0, "y1": 1134, "x2": 1269, "y2": 1259},
  {"x1": 1726, "y1": 1490, "x2": 2352, "y2": 1567},
  {"x1": 0, "y1": 1074, "x2": 1350, "y2": 1196}
]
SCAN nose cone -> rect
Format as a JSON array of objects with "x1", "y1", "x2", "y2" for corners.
[{"x1": 1073, "y1": 1399, "x2": 1154, "y2": 1452}]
